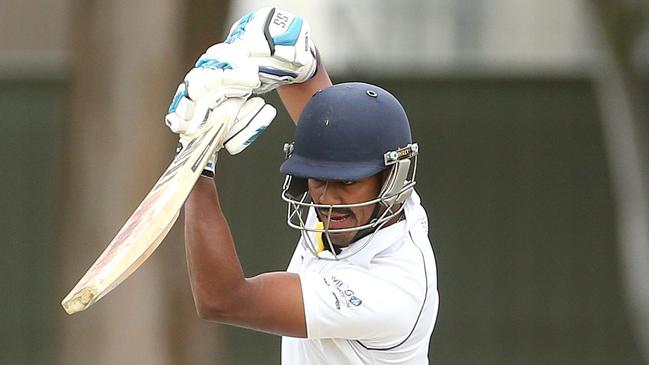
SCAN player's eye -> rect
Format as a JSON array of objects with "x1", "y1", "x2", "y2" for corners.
[
  {"x1": 308, "y1": 179, "x2": 326, "y2": 187},
  {"x1": 342, "y1": 180, "x2": 355, "y2": 185}
]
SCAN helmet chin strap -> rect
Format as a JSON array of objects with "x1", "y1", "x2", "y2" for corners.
[
  {"x1": 320, "y1": 204, "x2": 382, "y2": 255},
  {"x1": 320, "y1": 234, "x2": 341, "y2": 255},
  {"x1": 349, "y1": 203, "x2": 386, "y2": 243}
]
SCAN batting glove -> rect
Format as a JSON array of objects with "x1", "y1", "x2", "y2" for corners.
[
  {"x1": 165, "y1": 43, "x2": 276, "y2": 176},
  {"x1": 165, "y1": 43, "x2": 259, "y2": 138},
  {"x1": 224, "y1": 7, "x2": 318, "y2": 94},
  {"x1": 200, "y1": 97, "x2": 276, "y2": 177}
]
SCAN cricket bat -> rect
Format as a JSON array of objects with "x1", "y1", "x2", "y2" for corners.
[{"x1": 61, "y1": 97, "x2": 246, "y2": 315}]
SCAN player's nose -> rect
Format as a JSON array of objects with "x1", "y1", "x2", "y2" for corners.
[{"x1": 311, "y1": 180, "x2": 344, "y2": 205}]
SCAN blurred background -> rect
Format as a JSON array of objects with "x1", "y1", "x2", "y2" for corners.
[{"x1": 1, "y1": 0, "x2": 648, "y2": 364}]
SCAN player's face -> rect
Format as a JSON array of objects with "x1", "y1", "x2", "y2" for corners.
[{"x1": 308, "y1": 173, "x2": 383, "y2": 247}]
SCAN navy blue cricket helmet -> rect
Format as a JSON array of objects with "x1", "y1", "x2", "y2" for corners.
[
  {"x1": 280, "y1": 82, "x2": 420, "y2": 260},
  {"x1": 280, "y1": 82, "x2": 412, "y2": 181}
]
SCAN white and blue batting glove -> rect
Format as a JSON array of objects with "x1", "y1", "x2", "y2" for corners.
[
  {"x1": 225, "y1": 7, "x2": 318, "y2": 94},
  {"x1": 165, "y1": 43, "x2": 276, "y2": 176},
  {"x1": 165, "y1": 43, "x2": 259, "y2": 138},
  {"x1": 200, "y1": 97, "x2": 277, "y2": 177}
]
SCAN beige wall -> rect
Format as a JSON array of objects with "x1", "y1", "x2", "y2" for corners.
[{"x1": 0, "y1": 0, "x2": 71, "y2": 74}]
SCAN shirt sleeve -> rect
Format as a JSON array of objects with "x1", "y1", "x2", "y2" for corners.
[{"x1": 299, "y1": 264, "x2": 423, "y2": 342}]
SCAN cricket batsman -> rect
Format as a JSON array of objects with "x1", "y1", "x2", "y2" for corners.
[{"x1": 165, "y1": 7, "x2": 439, "y2": 364}]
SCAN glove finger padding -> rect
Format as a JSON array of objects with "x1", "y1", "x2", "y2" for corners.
[
  {"x1": 165, "y1": 43, "x2": 261, "y2": 137},
  {"x1": 198, "y1": 96, "x2": 276, "y2": 178},
  {"x1": 225, "y1": 7, "x2": 317, "y2": 94},
  {"x1": 224, "y1": 97, "x2": 277, "y2": 155},
  {"x1": 166, "y1": 82, "x2": 193, "y2": 134},
  {"x1": 167, "y1": 83, "x2": 252, "y2": 137}
]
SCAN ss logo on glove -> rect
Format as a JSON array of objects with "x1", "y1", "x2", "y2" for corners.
[{"x1": 273, "y1": 12, "x2": 290, "y2": 28}]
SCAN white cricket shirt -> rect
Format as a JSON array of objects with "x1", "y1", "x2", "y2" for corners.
[{"x1": 282, "y1": 191, "x2": 439, "y2": 364}]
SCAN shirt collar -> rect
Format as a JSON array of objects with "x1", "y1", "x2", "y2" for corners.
[{"x1": 301, "y1": 191, "x2": 423, "y2": 267}]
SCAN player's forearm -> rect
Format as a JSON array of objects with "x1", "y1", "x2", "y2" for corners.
[
  {"x1": 184, "y1": 178, "x2": 308, "y2": 337},
  {"x1": 277, "y1": 60, "x2": 332, "y2": 123},
  {"x1": 184, "y1": 177, "x2": 246, "y2": 318}
]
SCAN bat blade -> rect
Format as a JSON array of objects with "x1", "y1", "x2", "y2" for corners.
[{"x1": 61, "y1": 97, "x2": 246, "y2": 314}]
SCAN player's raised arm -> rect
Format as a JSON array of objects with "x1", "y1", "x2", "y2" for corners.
[
  {"x1": 169, "y1": 8, "x2": 328, "y2": 338},
  {"x1": 277, "y1": 61, "x2": 332, "y2": 123},
  {"x1": 170, "y1": 61, "x2": 308, "y2": 337}
]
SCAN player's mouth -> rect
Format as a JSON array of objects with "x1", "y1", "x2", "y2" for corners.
[{"x1": 317, "y1": 209, "x2": 355, "y2": 229}]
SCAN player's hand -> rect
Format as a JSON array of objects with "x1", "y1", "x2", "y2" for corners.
[
  {"x1": 222, "y1": 96, "x2": 276, "y2": 155},
  {"x1": 165, "y1": 43, "x2": 277, "y2": 176},
  {"x1": 165, "y1": 43, "x2": 260, "y2": 138},
  {"x1": 224, "y1": 7, "x2": 317, "y2": 94},
  {"x1": 199, "y1": 97, "x2": 277, "y2": 177}
]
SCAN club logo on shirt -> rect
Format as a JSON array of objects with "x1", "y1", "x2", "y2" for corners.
[
  {"x1": 349, "y1": 296, "x2": 362, "y2": 306},
  {"x1": 323, "y1": 275, "x2": 363, "y2": 309}
]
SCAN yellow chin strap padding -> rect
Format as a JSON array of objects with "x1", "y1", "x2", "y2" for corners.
[{"x1": 315, "y1": 221, "x2": 325, "y2": 253}]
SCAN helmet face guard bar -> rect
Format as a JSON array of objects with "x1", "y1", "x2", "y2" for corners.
[
  {"x1": 280, "y1": 144, "x2": 418, "y2": 260},
  {"x1": 283, "y1": 190, "x2": 408, "y2": 260}
]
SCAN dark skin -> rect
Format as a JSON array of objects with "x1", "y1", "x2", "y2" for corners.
[
  {"x1": 184, "y1": 64, "x2": 396, "y2": 338},
  {"x1": 185, "y1": 64, "x2": 332, "y2": 337},
  {"x1": 309, "y1": 175, "x2": 384, "y2": 246}
]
